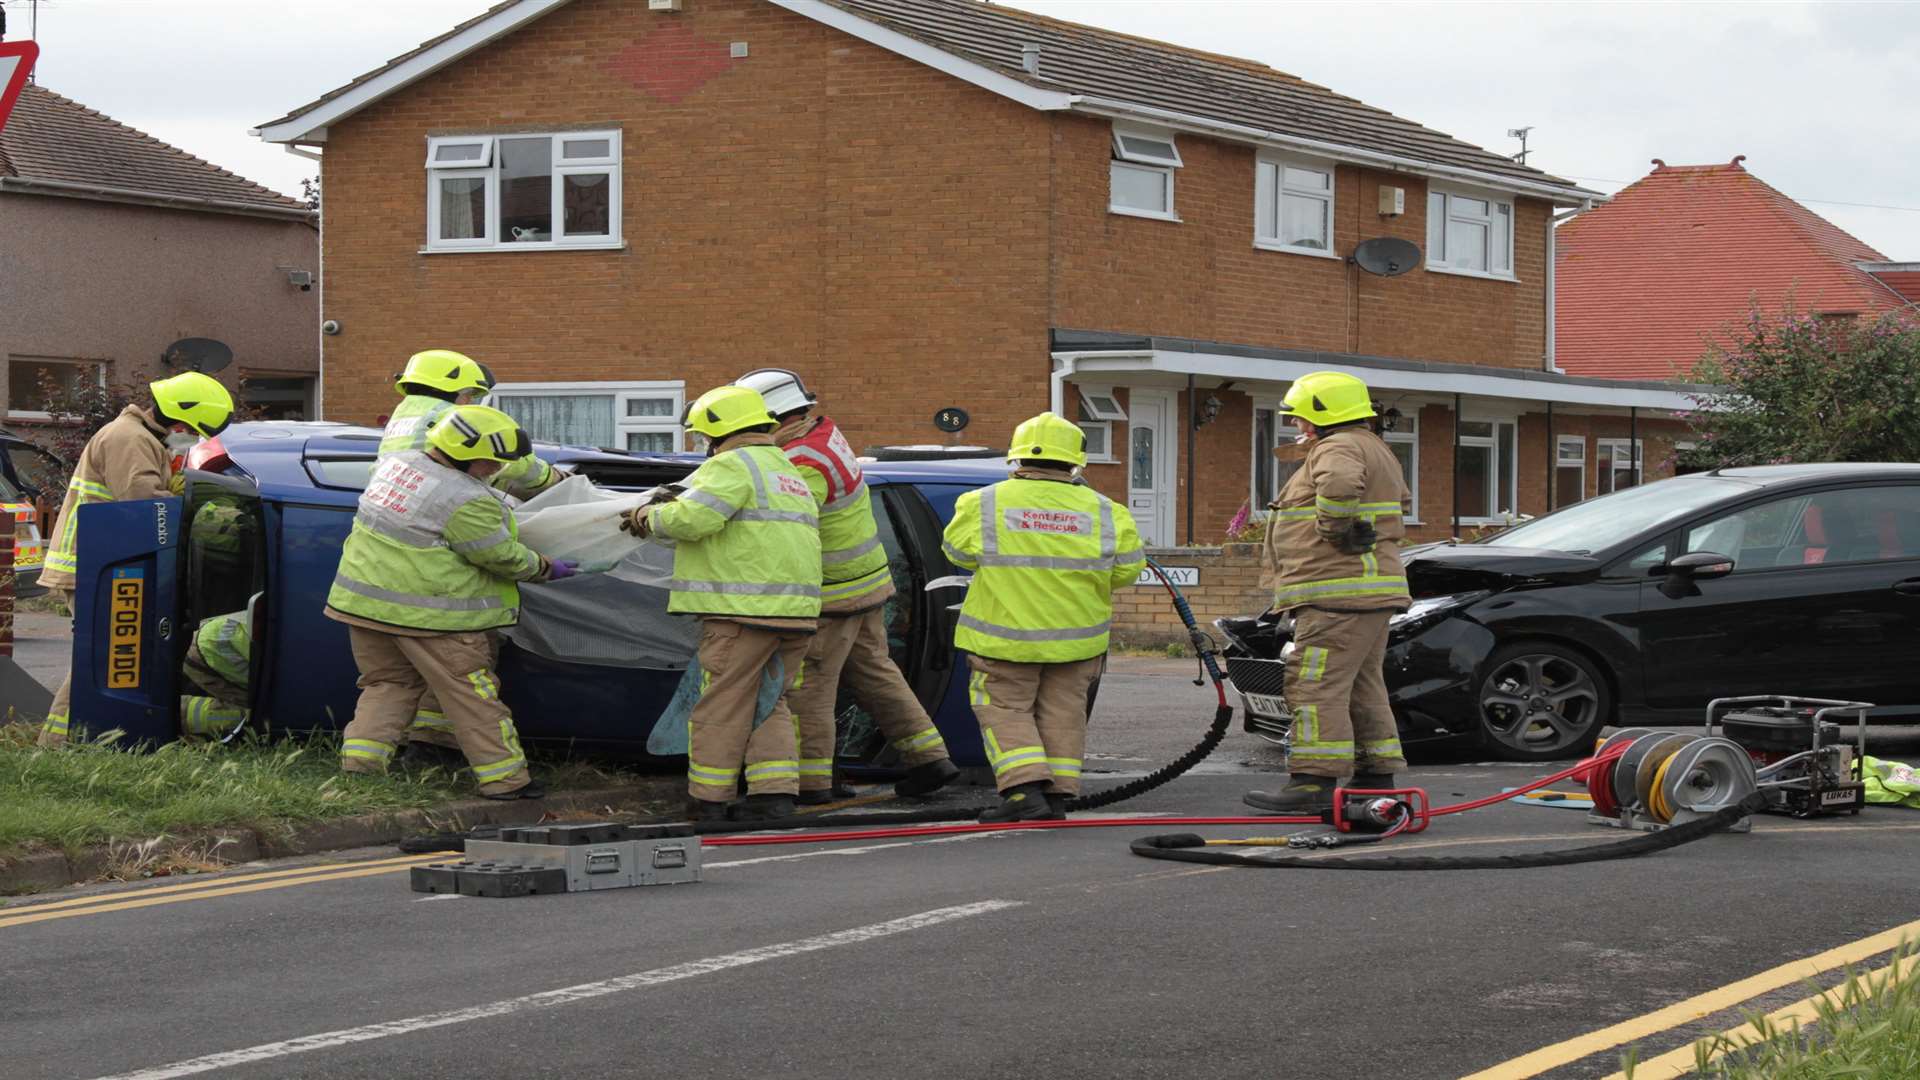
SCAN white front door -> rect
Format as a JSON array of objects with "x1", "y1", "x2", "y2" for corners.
[{"x1": 1126, "y1": 389, "x2": 1177, "y2": 547}]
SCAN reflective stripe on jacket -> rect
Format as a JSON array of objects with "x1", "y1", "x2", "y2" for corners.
[
  {"x1": 942, "y1": 471, "x2": 1144, "y2": 663},
  {"x1": 325, "y1": 450, "x2": 545, "y2": 632},
  {"x1": 41, "y1": 405, "x2": 173, "y2": 590},
  {"x1": 782, "y1": 416, "x2": 893, "y2": 614},
  {"x1": 195, "y1": 611, "x2": 252, "y2": 686},
  {"x1": 1264, "y1": 426, "x2": 1411, "y2": 612},
  {"x1": 649, "y1": 437, "x2": 823, "y2": 620},
  {"x1": 380, "y1": 394, "x2": 556, "y2": 500}
]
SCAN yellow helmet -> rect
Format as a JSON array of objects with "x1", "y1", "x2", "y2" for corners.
[
  {"x1": 426, "y1": 404, "x2": 532, "y2": 464},
  {"x1": 682, "y1": 384, "x2": 776, "y2": 440},
  {"x1": 394, "y1": 349, "x2": 496, "y2": 397},
  {"x1": 1279, "y1": 371, "x2": 1375, "y2": 427},
  {"x1": 150, "y1": 372, "x2": 235, "y2": 438},
  {"x1": 1007, "y1": 411, "x2": 1086, "y2": 468}
]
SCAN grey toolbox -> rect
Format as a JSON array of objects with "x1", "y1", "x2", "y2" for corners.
[{"x1": 411, "y1": 822, "x2": 702, "y2": 897}]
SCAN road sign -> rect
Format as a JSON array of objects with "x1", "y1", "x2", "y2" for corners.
[
  {"x1": 0, "y1": 40, "x2": 40, "y2": 137},
  {"x1": 1136, "y1": 565, "x2": 1198, "y2": 587}
]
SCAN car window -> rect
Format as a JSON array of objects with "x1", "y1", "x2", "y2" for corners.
[
  {"x1": 1481, "y1": 476, "x2": 1757, "y2": 555},
  {"x1": 1687, "y1": 486, "x2": 1920, "y2": 570},
  {"x1": 832, "y1": 489, "x2": 918, "y2": 760},
  {"x1": 1625, "y1": 541, "x2": 1668, "y2": 571},
  {"x1": 306, "y1": 458, "x2": 377, "y2": 490},
  {"x1": 6, "y1": 442, "x2": 62, "y2": 497}
]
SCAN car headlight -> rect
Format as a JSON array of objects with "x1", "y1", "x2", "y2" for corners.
[{"x1": 1388, "y1": 591, "x2": 1488, "y2": 634}]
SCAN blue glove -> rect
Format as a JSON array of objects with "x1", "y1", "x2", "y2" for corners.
[{"x1": 546, "y1": 559, "x2": 581, "y2": 581}]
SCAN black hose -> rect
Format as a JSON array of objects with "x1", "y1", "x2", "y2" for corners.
[
  {"x1": 398, "y1": 559, "x2": 1234, "y2": 851},
  {"x1": 1127, "y1": 793, "x2": 1768, "y2": 871}
]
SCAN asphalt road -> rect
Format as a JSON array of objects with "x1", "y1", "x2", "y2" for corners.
[{"x1": 8, "y1": 656, "x2": 1920, "y2": 1080}]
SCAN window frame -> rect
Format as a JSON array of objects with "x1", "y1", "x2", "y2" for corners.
[
  {"x1": 1453, "y1": 416, "x2": 1521, "y2": 525},
  {"x1": 1555, "y1": 434, "x2": 1587, "y2": 506},
  {"x1": 1426, "y1": 185, "x2": 1517, "y2": 282},
  {"x1": 1109, "y1": 123, "x2": 1181, "y2": 222},
  {"x1": 1076, "y1": 385, "x2": 1128, "y2": 423},
  {"x1": 1249, "y1": 403, "x2": 1306, "y2": 518},
  {"x1": 1381, "y1": 411, "x2": 1421, "y2": 524},
  {"x1": 1596, "y1": 437, "x2": 1644, "y2": 496},
  {"x1": 424, "y1": 129, "x2": 622, "y2": 253},
  {"x1": 488, "y1": 380, "x2": 685, "y2": 453},
  {"x1": 7, "y1": 356, "x2": 107, "y2": 422},
  {"x1": 1254, "y1": 154, "x2": 1339, "y2": 259},
  {"x1": 1076, "y1": 420, "x2": 1117, "y2": 464}
]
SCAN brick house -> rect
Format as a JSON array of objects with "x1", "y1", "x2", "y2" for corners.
[
  {"x1": 254, "y1": 0, "x2": 1697, "y2": 544},
  {"x1": 0, "y1": 86, "x2": 320, "y2": 425}
]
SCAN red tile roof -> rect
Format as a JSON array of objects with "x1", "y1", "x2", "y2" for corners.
[
  {"x1": 1863, "y1": 267, "x2": 1920, "y2": 304},
  {"x1": 1554, "y1": 158, "x2": 1908, "y2": 381},
  {"x1": 0, "y1": 84, "x2": 306, "y2": 215}
]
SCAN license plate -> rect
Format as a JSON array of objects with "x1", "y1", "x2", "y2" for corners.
[
  {"x1": 108, "y1": 567, "x2": 144, "y2": 689},
  {"x1": 1242, "y1": 692, "x2": 1291, "y2": 720}
]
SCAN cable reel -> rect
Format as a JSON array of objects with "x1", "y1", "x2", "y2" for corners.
[{"x1": 1579, "y1": 730, "x2": 1759, "y2": 832}]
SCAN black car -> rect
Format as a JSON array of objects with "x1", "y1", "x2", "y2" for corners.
[
  {"x1": 0, "y1": 427, "x2": 63, "y2": 597},
  {"x1": 1223, "y1": 464, "x2": 1920, "y2": 761}
]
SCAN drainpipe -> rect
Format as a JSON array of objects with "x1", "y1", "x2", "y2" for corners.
[
  {"x1": 287, "y1": 144, "x2": 325, "y2": 419},
  {"x1": 1545, "y1": 199, "x2": 1594, "y2": 374},
  {"x1": 1452, "y1": 394, "x2": 1462, "y2": 533},
  {"x1": 1049, "y1": 354, "x2": 1077, "y2": 418},
  {"x1": 1185, "y1": 373, "x2": 1196, "y2": 546},
  {"x1": 1546, "y1": 400, "x2": 1555, "y2": 511}
]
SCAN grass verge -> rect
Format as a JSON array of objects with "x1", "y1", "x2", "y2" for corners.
[
  {"x1": 0, "y1": 721, "x2": 642, "y2": 859},
  {"x1": 1624, "y1": 942, "x2": 1920, "y2": 1079}
]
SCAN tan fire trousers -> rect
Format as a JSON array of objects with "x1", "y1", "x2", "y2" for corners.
[
  {"x1": 967, "y1": 653, "x2": 1103, "y2": 796},
  {"x1": 787, "y1": 606, "x2": 950, "y2": 792},
  {"x1": 1284, "y1": 607, "x2": 1407, "y2": 778},
  {"x1": 340, "y1": 627, "x2": 531, "y2": 796},
  {"x1": 686, "y1": 619, "x2": 810, "y2": 804},
  {"x1": 406, "y1": 631, "x2": 502, "y2": 751},
  {"x1": 35, "y1": 589, "x2": 73, "y2": 747}
]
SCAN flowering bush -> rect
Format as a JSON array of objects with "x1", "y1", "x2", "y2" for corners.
[{"x1": 1685, "y1": 307, "x2": 1920, "y2": 469}]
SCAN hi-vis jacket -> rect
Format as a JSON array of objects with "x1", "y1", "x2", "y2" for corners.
[
  {"x1": 780, "y1": 416, "x2": 893, "y2": 614},
  {"x1": 325, "y1": 451, "x2": 547, "y2": 633},
  {"x1": 648, "y1": 434, "x2": 823, "y2": 621},
  {"x1": 1264, "y1": 426, "x2": 1411, "y2": 613},
  {"x1": 380, "y1": 394, "x2": 556, "y2": 499},
  {"x1": 942, "y1": 470, "x2": 1144, "y2": 663},
  {"x1": 42, "y1": 405, "x2": 173, "y2": 591}
]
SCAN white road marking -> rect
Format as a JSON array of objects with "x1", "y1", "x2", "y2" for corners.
[
  {"x1": 705, "y1": 831, "x2": 1011, "y2": 868},
  {"x1": 90, "y1": 900, "x2": 1023, "y2": 1080},
  {"x1": 409, "y1": 893, "x2": 464, "y2": 903}
]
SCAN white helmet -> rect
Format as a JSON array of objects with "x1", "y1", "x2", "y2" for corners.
[{"x1": 734, "y1": 368, "x2": 816, "y2": 419}]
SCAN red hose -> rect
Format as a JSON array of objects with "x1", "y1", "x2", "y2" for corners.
[{"x1": 706, "y1": 750, "x2": 1633, "y2": 848}]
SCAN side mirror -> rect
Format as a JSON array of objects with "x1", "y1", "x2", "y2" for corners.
[{"x1": 1659, "y1": 550, "x2": 1735, "y2": 598}]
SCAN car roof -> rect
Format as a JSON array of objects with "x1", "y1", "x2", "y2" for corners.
[
  {"x1": 1705, "y1": 463, "x2": 1920, "y2": 483},
  {"x1": 221, "y1": 421, "x2": 1010, "y2": 495}
]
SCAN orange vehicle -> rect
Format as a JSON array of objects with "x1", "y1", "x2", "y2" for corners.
[{"x1": 0, "y1": 428, "x2": 63, "y2": 596}]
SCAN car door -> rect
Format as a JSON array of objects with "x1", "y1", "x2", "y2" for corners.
[
  {"x1": 1637, "y1": 483, "x2": 1920, "y2": 712},
  {"x1": 69, "y1": 494, "x2": 184, "y2": 745}
]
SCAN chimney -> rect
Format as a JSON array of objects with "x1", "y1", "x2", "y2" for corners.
[{"x1": 1020, "y1": 43, "x2": 1041, "y2": 76}]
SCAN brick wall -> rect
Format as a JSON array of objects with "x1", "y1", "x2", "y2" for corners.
[
  {"x1": 321, "y1": 0, "x2": 1053, "y2": 453},
  {"x1": 1111, "y1": 544, "x2": 1268, "y2": 648}
]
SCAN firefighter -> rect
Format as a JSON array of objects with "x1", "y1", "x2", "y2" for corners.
[
  {"x1": 325, "y1": 405, "x2": 579, "y2": 799},
  {"x1": 179, "y1": 607, "x2": 252, "y2": 740},
  {"x1": 37, "y1": 371, "x2": 234, "y2": 747},
  {"x1": 619, "y1": 385, "x2": 822, "y2": 822},
  {"x1": 942, "y1": 412, "x2": 1144, "y2": 823},
  {"x1": 733, "y1": 368, "x2": 960, "y2": 804},
  {"x1": 1243, "y1": 371, "x2": 1411, "y2": 813},
  {"x1": 381, "y1": 349, "x2": 560, "y2": 756},
  {"x1": 382, "y1": 349, "x2": 558, "y2": 500}
]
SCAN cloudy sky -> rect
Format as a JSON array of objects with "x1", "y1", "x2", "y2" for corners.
[{"x1": 10, "y1": 0, "x2": 1918, "y2": 255}]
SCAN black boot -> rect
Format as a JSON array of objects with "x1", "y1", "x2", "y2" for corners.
[
  {"x1": 1046, "y1": 792, "x2": 1071, "y2": 817},
  {"x1": 684, "y1": 799, "x2": 729, "y2": 822},
  {"x1": 1346, "y1": 772, "x2": 1397, "y2": 790},
  {"x1": 795, "y1": 789, "x2": 839, "y2": 807},
  {"x1": 1242, "y1": 774, "x2": 1335, "y2": 813},
  {"x1": 728, "y1": 793, "x2": 797, "y2": 821},
  {"x1": 978, "y1": 781, "x2": 1061, "y2": 823},
  {"x1": 895, "y1": 758, "x2": 961, "y2": 797},
  {"x1": 481, "y1": 778, "x2": 548, "y2": 801}
]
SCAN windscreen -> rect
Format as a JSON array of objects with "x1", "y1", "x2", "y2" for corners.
[{"x1": 1484, "y1": 476, "x2": 1757, "y2": 555}]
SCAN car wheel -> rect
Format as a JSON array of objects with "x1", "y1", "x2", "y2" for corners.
[{"x1": 1474, "y1": 642, "x2": 1611, "y2": 761}]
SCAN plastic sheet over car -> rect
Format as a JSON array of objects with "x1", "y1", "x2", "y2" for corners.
[{"x1": 504, "y1": 475, "x2": 699, "y2": 670}]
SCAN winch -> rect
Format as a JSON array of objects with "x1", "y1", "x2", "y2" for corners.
[{"x1": 1709, "y1": 695, "x2": 1871, "y2": 818}]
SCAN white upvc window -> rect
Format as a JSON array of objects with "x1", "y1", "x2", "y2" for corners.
[
  {"x1": 1254, "y1": 155, "x2": 1336, "y2": 256},
  {"x1": 1596, "y1": 438, "x2": 1643, "y2": 495},
  {"x1": 1555, "y1": 435, "x2": 1587, "y2": 506},
  {"x1": 1109, "y1": 123, "x2": 1180, "y2": 221},
  {"x1": 7, "y1": 355, "x2": 106, "y2": 421},
  {"x1": 1250, "y1": 405, "x2": 1306, "y2": 515},
  {"x1": 1454, "y1": 418, "x2": 1520, "y2": 525},
  {"x1": 489, "y1": 381, "x2": 684, "y2": 453},
  {"x1": 1074, "y1": 385, "x2": 1125, "y2": 464},
  {"x1": 1381, "y1": 409, "x2": 1420, "y2": 523},
  {"x1": 425, "y1": 130, "x2": 621, "y2": 252},
  {"x1": 1427, "y1": 185, "x2": 1514, "y2": 280}
]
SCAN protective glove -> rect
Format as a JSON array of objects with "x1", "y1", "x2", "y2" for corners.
[
  {"x1": 1335, "y1": 520, "x2": 1379, "y2": 555},
  {"x1": 168, "y1": 470, "x2": 186, "y2": 496},
  {"x1": 546, "y1": 558, "x2": 581, "y2": 582},
  {"x1": 622, "y1": 503, "x2": 652, "y2": 538}
]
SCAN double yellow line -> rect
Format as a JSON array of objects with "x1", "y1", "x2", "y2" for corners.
[
  {"x1": 1462, "y1": 916, "x2": 1920, "y2": 1078},
  {"x1": 0, "y1": 852, "x2": 451, "y2": 930}
]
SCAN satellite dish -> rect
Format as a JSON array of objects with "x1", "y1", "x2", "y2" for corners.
[
  {"x1": 161, "y1": 337, "x2": 233, "y2": 373},
  {"x1": 1351, "y1": 237, "x2": 1422, "y2": 277}
]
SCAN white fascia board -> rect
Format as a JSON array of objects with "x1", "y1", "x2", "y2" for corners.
[
  {"x1": 1053, "y1": 350, "x2": 1701, "y2": 412},
  {"x1": 770, "y1": 0, "x2": 1076, "y2": 111},
  {"x1": 1071, "y1": 96, "x2": 1606, "y2": 207},
  {"x1": 1857, "y1": 262, "x2": 1920, "y2": 272},
  {"x1": 254, "y1": 0, "x2": 576, "y2": 144}
]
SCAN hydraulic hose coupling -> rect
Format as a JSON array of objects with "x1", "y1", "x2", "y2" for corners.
[{"x1": 1332, "y1": 786, "x2": 1430, "y2": 834}]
